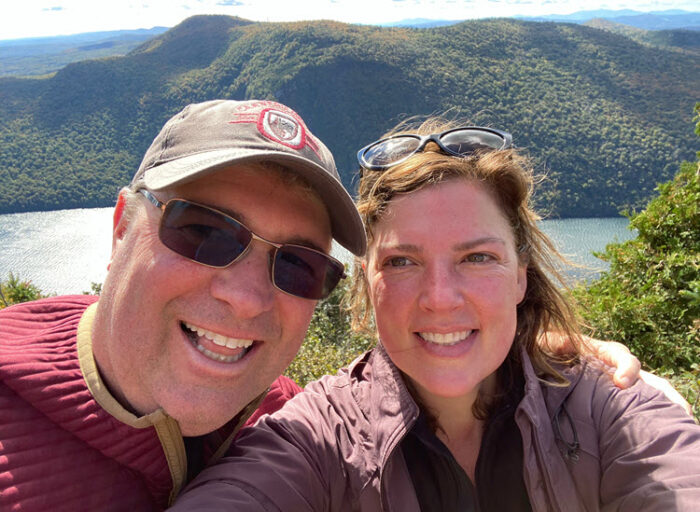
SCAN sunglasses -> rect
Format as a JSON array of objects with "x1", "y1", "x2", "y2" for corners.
[
  {"x1": 137, "y1": 189, "x2": 345, "y2": 300},
  {"x1": 357, "y1": 126, "x2": 512, "y2": 172}
]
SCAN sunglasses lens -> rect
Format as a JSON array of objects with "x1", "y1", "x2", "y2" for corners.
[
  {"x1": 159, "y1": 199, "x2": 342, "y2": 300},
  {"x1": 440, "y1": 129, "x2": 506, "y2": 155},
  {"x1": 160, "y1": 200, "x2": 251, "y2": 267},
  {"x1": 273, "y1": 246, "x2": 344, "y2": 300},
  {"x1": 362, "y1": 136, "x2": 421, "y2": 168}
]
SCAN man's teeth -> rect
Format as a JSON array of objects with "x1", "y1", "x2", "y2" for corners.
[
  {"x1": 419, "y1": 330, "x2": 472, "y2": 346},
  {"x1": 184, "y1": 322, "x2": 254, "y2": 349},
  {"x1": 194, "y1": 343, "x2": 247, "y2": 363}
]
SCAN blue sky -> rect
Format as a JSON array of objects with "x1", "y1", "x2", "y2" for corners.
[{"x1": 2, "y1": 0, "x2": 697, "y2": 40}]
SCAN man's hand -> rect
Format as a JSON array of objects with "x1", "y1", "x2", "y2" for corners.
[{"x1": 587, "y1": 337, "x2": 640, "y2": 389}]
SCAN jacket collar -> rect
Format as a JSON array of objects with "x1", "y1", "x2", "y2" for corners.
[
  {"x1": 519, "y1": 346, "x2": 587, "y2": 420},
  {"x1": 348, "y1": 344, "x2": 420, "y2": 469}
]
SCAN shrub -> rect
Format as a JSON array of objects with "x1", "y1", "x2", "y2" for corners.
[
  {"x1": 285, "y1": 279, "x2": 374, "y2": 387},
  {"x1": 0, "y1": 272, "x2": 45, "y2": 308},
  {"x1": 573, "y1": 161, "x2": 699, "y2": 371}
]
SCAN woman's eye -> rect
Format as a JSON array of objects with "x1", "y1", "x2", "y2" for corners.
[
  {"x1": 465, "y1": 253, "x2": 493, "y2": 263},
  {"x1": 386, "y1": 256, "x2": 412, "y2": 267}
]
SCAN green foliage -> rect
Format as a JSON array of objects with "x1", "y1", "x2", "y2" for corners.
[
  {"x1": 574, "y1": 162, "x2": 699, "y2": 370},
  {"x1": 0, "y1": 16, "x2": 698, "y2": 217},
  {"x1": 83, "y1": 281, "x2": 103, "y2": 295},
  {"x1": 573, "y1": 108, "x2": 699, "y2": 417},
  {"x1": 661, "y1": 366, "x2": 700, "y2": 421},
  {"x1": 0, "y1": 272, "x2": 45, "y2": 308},
  {"x1": 285, "y1": 279, "x2": 374, "y2": 387}
]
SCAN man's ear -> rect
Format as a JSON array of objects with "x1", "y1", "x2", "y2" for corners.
[{"x1": 111, "y1": 189, "x2": 130, "y2": 260}]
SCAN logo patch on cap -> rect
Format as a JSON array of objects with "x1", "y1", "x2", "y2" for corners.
[
  {"x1": 228, "y1": 101, "x2": 321, "y2": 156},
  {"x1": 262, "y1": 109, "x2": 303, "y2": 148}
]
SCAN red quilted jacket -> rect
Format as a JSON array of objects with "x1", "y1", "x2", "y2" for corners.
[{"x1": 0, "y1": 295, "x2": 301, "y2": 511}]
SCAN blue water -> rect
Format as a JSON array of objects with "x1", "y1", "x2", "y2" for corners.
[{"x1": 0, "y1": 208, "x2": 635, "y2": 295}]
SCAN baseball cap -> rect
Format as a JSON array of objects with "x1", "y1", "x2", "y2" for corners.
[{"x1": 131, "y1": 99, "x2": 366, "y2": 256}]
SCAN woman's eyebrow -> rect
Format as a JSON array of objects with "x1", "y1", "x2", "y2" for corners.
[
  {"x1": 380, "y1": 243, "x2": 422, "y2": 253},
  {"x1": 455, "y1": 237, "x2": 507, "y2": 251}
]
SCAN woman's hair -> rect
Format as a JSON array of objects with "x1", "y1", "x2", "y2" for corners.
[{"x1": 347, "y1": 117, "x2": 585, "y2": 396}]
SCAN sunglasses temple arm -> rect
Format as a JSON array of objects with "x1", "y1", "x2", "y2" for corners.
[{"x1": 138, "y1": 189, "x2": 166, "y2": 210}]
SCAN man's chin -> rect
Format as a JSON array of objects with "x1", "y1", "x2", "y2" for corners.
[
  {"x1": 170, "y1": 397, "x2": 255, "y2": 436},
  {"x1": 177, "y1": 415, "x2": 233, "y2": 437}
]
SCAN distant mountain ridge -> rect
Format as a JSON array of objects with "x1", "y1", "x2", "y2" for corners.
[
  {"x1": 384, "y1": 9, "x2": 700, "y2": 31},
  {"x1": 0, "y1": 27, "x2": 169, "y2": 76},
  {"x1": 0, "y1": 15, "x2": 697, "y2": 218},
  {"x1": 516, "y1": 9, "x2": 700, "y2": 30}
]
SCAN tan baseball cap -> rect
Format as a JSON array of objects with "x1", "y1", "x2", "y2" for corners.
[{"x1": 131, "y1": 99, "x2": 366, "y2": 256}]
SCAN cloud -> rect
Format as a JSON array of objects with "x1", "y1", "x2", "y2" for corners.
[
  {"x1": 216, "y1": 0, "x2": 245, "y2": 5},
  {"x1": 42, "y1": 6, "x2": 64, "y2": 11}
]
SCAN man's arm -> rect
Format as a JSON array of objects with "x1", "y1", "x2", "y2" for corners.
[
  {"x1": 542, "y1": 332, "x2": 692, "y2": 414},
  {"x1": 595, "y1": 376, "x2": 700, "y2": 510}
]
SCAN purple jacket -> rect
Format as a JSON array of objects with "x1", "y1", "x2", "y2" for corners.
[{"x1": 173, "y1": 345, "x2": 700, "y2": 511}]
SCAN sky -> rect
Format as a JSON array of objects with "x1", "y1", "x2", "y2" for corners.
[{"x1": 2, "y1": 0, "x2": 698, "y2": 40}]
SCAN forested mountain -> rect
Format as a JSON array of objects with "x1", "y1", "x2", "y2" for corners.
[{"x1": 0, "y1": 15, "x2": 698, "y2": 216}]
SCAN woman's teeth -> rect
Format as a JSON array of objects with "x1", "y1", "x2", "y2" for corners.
[
  {"x1": 419, "y1": 330, "x2": 472, "y2": 346},
  {"x1": 182, "y1": 322, "x2": 254, "y2": 363}
]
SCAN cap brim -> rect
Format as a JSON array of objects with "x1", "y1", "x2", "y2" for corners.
[{"x1": 142, "y1": 148, "x2": 366, "y2": 257}]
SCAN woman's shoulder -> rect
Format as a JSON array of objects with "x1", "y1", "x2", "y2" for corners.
[
  {"x1": 560, "y1": 359, "x2": 691, "y2": 420},
  {"x1": 526, "y1": 355, "x2": 697, "y2": 439}
]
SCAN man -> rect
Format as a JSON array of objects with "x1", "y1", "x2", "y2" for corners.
[{"x1": 0, "y1": 99, "x2": 366, "y2": 511}]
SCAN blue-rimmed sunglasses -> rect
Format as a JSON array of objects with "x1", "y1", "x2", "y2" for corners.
[
  {"x1": 357, "y1": 126, "x2": 512, "y2": 172},
  {"x1": 137, "y1": 189, "x2": 345, "y2": 300}
]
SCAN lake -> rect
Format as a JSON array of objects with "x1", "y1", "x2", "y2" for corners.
[{"x1": 0, "y1": 207, "x2": 636, "y2": 296}]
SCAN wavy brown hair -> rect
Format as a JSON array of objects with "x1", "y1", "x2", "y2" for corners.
[{"x1": 347, "y1": 118, "x2": 585, "y2": 398}]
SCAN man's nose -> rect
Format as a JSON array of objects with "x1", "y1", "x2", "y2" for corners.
[{"x1": 208, "y1": 242, "x2": 276, "y2": 318}]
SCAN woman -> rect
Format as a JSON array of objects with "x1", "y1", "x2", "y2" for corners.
[{"x1": 172, "y1": 120, "x2": 700, "y2": 511}]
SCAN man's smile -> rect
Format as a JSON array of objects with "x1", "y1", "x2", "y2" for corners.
[{"x1": 181, "y1": 321, "x2": 255, "y2": 363}]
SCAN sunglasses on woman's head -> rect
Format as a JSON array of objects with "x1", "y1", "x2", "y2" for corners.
[
  {"x1": 137, "y1": 189, "x2": 345, "y2": 300},
  {"x1": 357, "y1": 126, "x2": 512, "y2": 173}
]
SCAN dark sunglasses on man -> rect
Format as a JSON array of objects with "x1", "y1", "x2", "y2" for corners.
[
  {"x1": 357, "y1": 126, "x2": 512, "y2": 172},
  {"x1": 136, "y1": 189, "x2": 345, "y2": 300}
]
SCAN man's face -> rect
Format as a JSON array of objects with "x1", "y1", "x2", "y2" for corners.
[{"x1": 94, "y1": 166, "x2": 331, "y2": 435}]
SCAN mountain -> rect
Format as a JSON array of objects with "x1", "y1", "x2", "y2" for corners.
[
  {"x1": 379, "y1": 18, "x2": 465, "y2": 28},
  {"x1": 387, "y1": 10, "x2": 700, "y2": 31},
  {"x1": 0, "y1": 27, "x2": 169, "y2": 76},
  {"x1": 0, "y1": 15, "x2": 698, "y2": 218},
  {"x1": 584, "y1": 19, "x2": 700, "y2": 55},
  {"x1": 516, "y1": 9, "x2": 700, "y2": 30}
]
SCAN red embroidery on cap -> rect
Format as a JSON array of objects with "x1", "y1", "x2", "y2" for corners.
[{"x1": 229, "y1": 101, "x2": 321, "y2": 157}]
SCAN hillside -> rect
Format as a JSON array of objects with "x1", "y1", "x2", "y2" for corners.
[
  {"x1": 585, "y1": 19, "x2": 700, "y2": 55},
  {"x1": 0, "y1": 28, "x2": 169, "y2": 77},
  {"x1": 0, "y1": 15, "x2": 698, "y2": 216}
]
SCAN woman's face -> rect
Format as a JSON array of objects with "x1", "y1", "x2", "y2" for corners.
[{"x1": 364, "y1": 179, "x2": 527, "y2": 406}]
